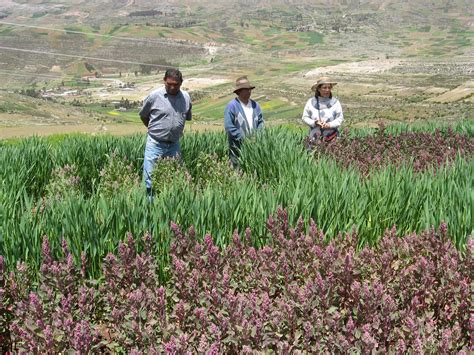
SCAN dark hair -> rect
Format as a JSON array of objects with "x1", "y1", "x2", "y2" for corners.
[
  {"x1": 164, "y1": 68, "x2": 183, "y2": 83},
  {"x1": 315, "y1": 85, "x2": 332, "y2": 99}
]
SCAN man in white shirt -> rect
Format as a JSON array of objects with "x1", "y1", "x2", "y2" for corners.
[{"x1": 224, "y1": 76, "x2": 264, "y2": 168}]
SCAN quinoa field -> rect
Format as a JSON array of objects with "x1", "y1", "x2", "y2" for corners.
[{"x1": 0, "y1": 122, "x2": 473, "y2": 352}]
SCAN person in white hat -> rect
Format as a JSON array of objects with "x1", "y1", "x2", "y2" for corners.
[
  {"x1": 224, "y1": 76, "x2": 264, "y2": 168},
  {"x1": 301, "y1": 76, "x2": 344, "y2": 142}
]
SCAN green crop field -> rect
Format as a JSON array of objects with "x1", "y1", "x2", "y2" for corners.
[{"x1": 1, "y1": 122, "x2": 472, "y2": 279}]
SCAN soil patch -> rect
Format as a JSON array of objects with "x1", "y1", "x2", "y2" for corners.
[
  {"x1": 304, "y1": 59, "x2": 402, "y2": 77},
  {"x1": 0, "y1": 122, "x2": 224, "y2": 139}
]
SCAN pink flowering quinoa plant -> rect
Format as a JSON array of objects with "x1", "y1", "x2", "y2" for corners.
[
  {"x1": 305, "y1": 123, "x2": 474, "y2": 176},
  {"x1": 1, "y1": 208, "x2": 472, "y2": 352}
]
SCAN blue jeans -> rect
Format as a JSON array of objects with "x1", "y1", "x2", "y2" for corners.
[{"x1": 143, "y1": 135, "x2": 181, "y2": 193}]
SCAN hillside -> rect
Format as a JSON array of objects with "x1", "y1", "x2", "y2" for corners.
[
  {"x1": 1, "y1": 0, "x2": 471, "y2": 73},
  {"x1": 0, "y1": 0, "x2": 472, "y2": 137}
]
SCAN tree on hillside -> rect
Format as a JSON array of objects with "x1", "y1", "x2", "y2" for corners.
[
  {"x1": 139, "y1": 64, "x2": 154, "y2": 75},
  {"x1": 84, "y1": 62, "x2": 95, "y2": 72}
]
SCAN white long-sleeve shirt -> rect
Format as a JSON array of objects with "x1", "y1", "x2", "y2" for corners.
[
  {"x1": 238, "y1": 98, "x2": 254, "y2": 130},
  {"x1": 301, "y1": 96, "x2": 344, "y2": 129}
]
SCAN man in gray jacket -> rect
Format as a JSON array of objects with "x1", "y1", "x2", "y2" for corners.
[
  {"x1": 139, "y1": 68, "x2": 192, "y2": 199},
  {"x1": 224, "y1": 76, "x2": 264, "y2": 168}
]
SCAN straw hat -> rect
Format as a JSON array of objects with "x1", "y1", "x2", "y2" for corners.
[
  {"x1": 233, "y1": 76, "x2": 255, "y2": 93},
  {"x1": 311, "y1": 76, "x2": 337, "y2": 92}
]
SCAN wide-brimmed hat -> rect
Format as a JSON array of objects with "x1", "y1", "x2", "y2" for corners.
[
  {"x1": 311, "y1": 76, "x2": 337, "y2": 92},
  {"x1": 233, "y1": 76, "x2": 255, "y2": 93}
]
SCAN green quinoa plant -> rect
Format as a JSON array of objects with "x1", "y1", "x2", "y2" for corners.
[
  {"x1": 44, "y1": 164, "x2": 82, "y2": 200},
  {"x1": 193, "y1": 152, "x2": 240, "y2": 190},
  {"x1": 150, "y1": 157, "x2": 192, "y2": 197},
  {"x1": 97, "y1": 150, "x2": 139, "y2": 198}
]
